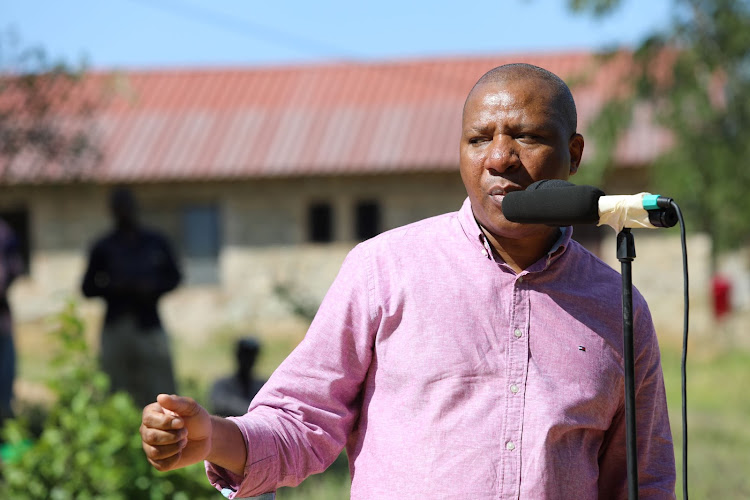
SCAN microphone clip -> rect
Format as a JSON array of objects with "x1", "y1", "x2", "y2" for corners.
[{"x1": 643, "y1": 195, "x2": 678, "y2": 228}]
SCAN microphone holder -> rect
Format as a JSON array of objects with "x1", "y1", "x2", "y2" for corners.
[{"x1": 617, "y1": 228, "x2": 639, "y2": 500}]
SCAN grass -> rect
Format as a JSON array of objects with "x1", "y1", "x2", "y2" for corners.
[
  {"x1": 276, "y1": 452, "x2": 351, "y2": 500},
  {"x1": 661, "y1": 344, "x2": 750, "y2": 499},
  {"x1": 12, "y1": 307, "x2": 750, "y2": 499}
]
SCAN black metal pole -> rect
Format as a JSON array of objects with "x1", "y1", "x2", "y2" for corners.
[{"x1": 617, "y1": 228, "x2": 639, "y2": 500}]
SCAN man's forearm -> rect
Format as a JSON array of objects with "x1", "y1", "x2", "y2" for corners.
[{"x1": 207, "y1": 415, "x2": 248, "y2": 477}]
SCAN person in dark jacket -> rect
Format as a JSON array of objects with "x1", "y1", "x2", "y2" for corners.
[
  {"x1": 82, "y1": 187, "x2": 181, "y2": 407},
  {"x1": 0, "y1": 218, "x2": 24, "y2": 426},
  {"x1": 210, "y1": 337, "x2": 267, "y2": 417}
]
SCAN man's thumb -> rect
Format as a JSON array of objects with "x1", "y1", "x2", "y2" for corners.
[{"x1": 156, "y1": 394, "x2": 201, "y2": 417}]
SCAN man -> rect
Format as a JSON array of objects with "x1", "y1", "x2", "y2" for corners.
[
  {"x1": 140, "y1": 64, "x2": 676, "y2": 498},
  {"x1": 82, "y1": 187, "x2": 181, "y2": 408},
  {"x1": 0, "y1": 218, "x2": 24, "y2": 426},
  {"x1": 209, "y1": 337, "x2": 267, "y2": 417}
]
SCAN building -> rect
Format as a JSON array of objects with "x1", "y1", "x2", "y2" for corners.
[{"x1": 1, "y1": 51, "x2": 703, "y2": 342}]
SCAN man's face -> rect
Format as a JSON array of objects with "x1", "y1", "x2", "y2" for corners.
[{"x1": 459, "y1": 79, "x2": 583, "y2": 242}]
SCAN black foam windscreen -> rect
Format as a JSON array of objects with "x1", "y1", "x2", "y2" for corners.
[{"x1": 502, "y1": 180, "x2": 605, "y2": 226}]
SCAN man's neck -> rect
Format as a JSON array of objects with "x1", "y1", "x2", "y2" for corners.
[{"x1": 480, "y1": 226, "x2": 561, "y2": 274}]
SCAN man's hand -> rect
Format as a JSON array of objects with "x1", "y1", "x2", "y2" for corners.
[{"x1": 140, "y1": 394, "x2": 212, "y2": 471}]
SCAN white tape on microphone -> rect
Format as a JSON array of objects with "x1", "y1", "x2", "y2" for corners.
[{"x1": 597, "y1": 193, "x2": 656, "y2": 232}]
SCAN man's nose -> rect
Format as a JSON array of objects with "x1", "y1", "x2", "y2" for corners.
[{"x1": 484, "y1": 136, "x2": 519, "y2": 173}]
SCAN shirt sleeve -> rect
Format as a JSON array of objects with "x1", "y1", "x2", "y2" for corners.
[
  {"x1": 81, "y1": 240, "x2": 109, "y2": 298},
  {"x1": 597, "y1": 298, "x2": 676, "y2": 499},
  {"x1": 206, "y1": 243, "x2": 376, "y2": 498},
  {"x1": 148, "y1": 233, "x2": 182, "y2": 297}
]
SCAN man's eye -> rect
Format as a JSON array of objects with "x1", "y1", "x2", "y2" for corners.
[
  {"x1": 517, "y1": 134, "x2": 540, "y2": 142},
  {"x1": 469, "y1": 137, "x2": 488, "y2": 144}
]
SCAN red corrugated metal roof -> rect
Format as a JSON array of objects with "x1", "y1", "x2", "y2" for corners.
[{"x1": 1, "y1": 50, "x2": 673, "y2": 184}]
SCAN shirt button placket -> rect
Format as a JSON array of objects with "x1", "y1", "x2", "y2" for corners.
[{"x1": 502, "y1": 275, "x2": 528, "y2": 496}]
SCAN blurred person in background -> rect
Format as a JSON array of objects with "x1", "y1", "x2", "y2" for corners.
[
  {"x1": 209, "y1": 337, "x2": 267, "y2": 417},
  {"x1": 81, "y1": 186, "x2": 181, "y2": 408},
  {"x1": 0, "y1": 218, "x2": 24, "y2": 428}
]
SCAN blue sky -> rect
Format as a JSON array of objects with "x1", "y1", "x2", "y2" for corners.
[{"x1": 3, "y1": 0, "x2": 674, "y2": 70}]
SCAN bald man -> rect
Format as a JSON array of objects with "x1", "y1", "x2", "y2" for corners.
[{"x1": 140, "y1": 64, "x2": 675, "y2": 499}]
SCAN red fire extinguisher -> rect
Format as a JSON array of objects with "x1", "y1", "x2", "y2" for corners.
[{"x1": 711, "y1": 274, "x2": 732, "y2": 320}]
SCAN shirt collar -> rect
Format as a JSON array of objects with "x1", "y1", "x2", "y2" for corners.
[
  {"x1": 544, "y1": 225, "x2": 571, "y2": 269},
  {"x1": 457, "y1": 197, "x2": 572, "y2": 270}
]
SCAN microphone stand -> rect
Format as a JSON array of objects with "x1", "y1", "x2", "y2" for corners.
[{"x1": 617, "y1": 228, "x2": 639, "y2": 500}]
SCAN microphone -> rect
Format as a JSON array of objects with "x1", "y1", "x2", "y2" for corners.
[{"x1": 502, "y1": 180, "x2": 677, "y2": 231}]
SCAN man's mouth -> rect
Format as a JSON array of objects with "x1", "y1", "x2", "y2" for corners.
[
  {"x1": 490, "y1": 194, "x2": 505, "y2": 209},
  {"x1": 489, "y1": 184, "x2": 523, "y2": 198}
]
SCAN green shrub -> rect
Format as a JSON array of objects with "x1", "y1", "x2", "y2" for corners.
[{"x1": 0, "y1": 301, "x2": 218, "y2": 499}]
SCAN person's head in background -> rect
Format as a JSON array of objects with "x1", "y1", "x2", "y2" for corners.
[
  {"x1": 237, "y1": 337, "x2": 261, "y2": 379},
  {"x1": 109, "y1": 186, "x2": 139, "y2": 231}
]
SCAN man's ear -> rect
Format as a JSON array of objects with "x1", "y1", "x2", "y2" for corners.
[{"x1": 568, "y1": 133, "x2": 584, "y2": 175}]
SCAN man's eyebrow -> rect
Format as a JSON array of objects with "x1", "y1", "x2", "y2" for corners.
[
  {"x1": 464, "y1": 123, "x2": 494, "y2": 133},
  {"x1": 516, "y1": 120, "x2": 557, "y2": 131}
]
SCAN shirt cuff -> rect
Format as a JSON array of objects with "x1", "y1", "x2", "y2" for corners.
[
  {"x1": 205, "y1": 413, "x2": 281, "y2": 498},
  {"x1": 220, "y1": 487, "x2": 275, "y2": 500}
]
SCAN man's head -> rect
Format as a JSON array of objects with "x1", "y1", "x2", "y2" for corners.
[
  {"x1": 109, "y1": 186, "x2": 139, "y2": 230},
  {"x1": 464, "y1": 64, "x2": 578, "y2": 138},
  {"x1": 459, "y1": 63, "x2": 584, "y2": 245}
]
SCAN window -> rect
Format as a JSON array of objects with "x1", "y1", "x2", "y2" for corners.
[
  {"x1": 355, "y1": 201, "x2": 380, "y2": 241},
  {"x1": 182, "y1": 204, "x2": 221, "y2": 284},
  {"x1": 308, "y1": 203, "x2": 333, "y2": 243}
]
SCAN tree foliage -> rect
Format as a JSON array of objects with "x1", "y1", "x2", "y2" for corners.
[
  {"x1": 0, "y1": 28, "x2": 104, "y2": 182},
  {"x1": 0, "y1": 301, "x2": 217, "y2": 499},
  {"x1": 570, "y1": 0, "x2": 750, "y2": 258}
]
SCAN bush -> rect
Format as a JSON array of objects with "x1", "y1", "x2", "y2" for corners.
[{"x1": 0, "y1": 301, "x2": 218, "y2": 499}]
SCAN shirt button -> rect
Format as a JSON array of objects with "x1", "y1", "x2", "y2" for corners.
[
  {"x1": 514, "y1": 329, "x2": 523, "y2": 338},
  {"x1": 517, "y1": 276, "x2": 524, "y2": 283},
  {"x1": 510, "y1": 384, "x2": 519, "y2": 394},
  {"x1": 506, "y1": 441, "x2": 516, "y2": 451}
]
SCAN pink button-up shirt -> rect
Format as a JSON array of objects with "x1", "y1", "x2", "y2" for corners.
[{"x1": 208, "y1": 198, "x2": 675, "y2": 499}]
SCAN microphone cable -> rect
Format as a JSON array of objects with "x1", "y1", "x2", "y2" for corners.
[{"x1": 670, "y1": 200, "x2": 689, "y2": 500}]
